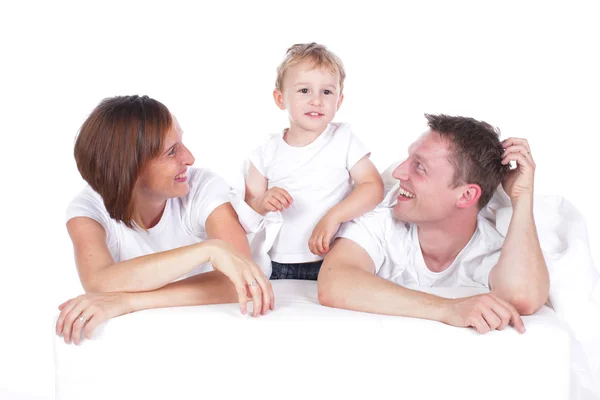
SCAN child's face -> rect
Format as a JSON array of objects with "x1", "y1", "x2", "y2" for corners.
[{"x1": 274, "y1": 60, "x2": 344, "y2": 134}]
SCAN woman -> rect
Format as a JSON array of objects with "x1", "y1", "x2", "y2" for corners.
[{"x1": 56, "y1": 95, "x2": 274, "y2": 345}]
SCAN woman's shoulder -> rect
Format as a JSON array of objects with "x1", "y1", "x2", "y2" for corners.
[{"x1": 66, "y1": 185, "x2": 110, "y2": 221}]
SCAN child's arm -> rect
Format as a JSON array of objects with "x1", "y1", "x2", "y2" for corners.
[
  {"x1": 245, "y1": 162, "x2": 293, "y2": 216},
  {"x1": 308, "y1": 155, "x2": 384, "y2": 256}
]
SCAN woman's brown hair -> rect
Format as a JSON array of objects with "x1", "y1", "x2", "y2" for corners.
[{"x1": 74, "y1": 95, "x2": 172, "y2": 228}]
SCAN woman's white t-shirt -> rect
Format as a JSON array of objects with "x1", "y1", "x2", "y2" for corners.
[
  {"x1": 249, "y1": 122, "x2": 370, "y2": 263},
  {"x1": 66, "y1": 168, "x2": 231, "y2": 279}
]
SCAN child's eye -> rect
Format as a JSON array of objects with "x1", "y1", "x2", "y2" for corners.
[
  {"x1": 324, "y1": 89, "x2": 332, "y2": 95},
  {"x1": 299, "y1": 88, "x2": 309, "y2": 94}
]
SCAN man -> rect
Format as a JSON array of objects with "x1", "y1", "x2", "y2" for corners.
[{"x1": 318, "y1": 114, "x2": 550, "y2": 334}]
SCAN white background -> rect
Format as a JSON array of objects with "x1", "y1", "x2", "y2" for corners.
[{"x1": 1, "y1": 1, "x2": 598, "y2": 399}]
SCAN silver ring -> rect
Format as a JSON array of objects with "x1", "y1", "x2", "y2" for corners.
[
  {"x1": 248, "y1": 281, "x2": 258, "y2": 287},
  {"x1": 78, "y1": 315, "x2": 87, "y2": 323},
  {"x1": 524, "y1": 152, "x2": 530, "y2": 157}
]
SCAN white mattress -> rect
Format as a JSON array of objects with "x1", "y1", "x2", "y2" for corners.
[{"x1": 54, "y1": 281, "x2": 571, "y2": 400}]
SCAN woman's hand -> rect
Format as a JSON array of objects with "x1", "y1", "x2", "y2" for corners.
[
  {"x1": 205, "y1": 239, "x2": 275, "y2": 317},
  {"x1": 55, "y1": 292, "x2": 134, "y2": 345}
]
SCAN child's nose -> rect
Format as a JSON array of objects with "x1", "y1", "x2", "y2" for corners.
[{"x1": 309, "y1": 94, "x2": 322, "y2": 106}]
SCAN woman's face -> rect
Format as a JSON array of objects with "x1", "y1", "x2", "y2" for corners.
[{"x1": 135, "y1": 116, "x2": 195, "y2": 202}]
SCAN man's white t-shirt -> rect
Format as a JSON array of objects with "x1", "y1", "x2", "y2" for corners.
[
  {"x1": 66, "y1": 168, "x2": 231, "y2": 280},
  {"x1": 249, "y1": 123, "x2": 370, "y2": 263},
  {"x1": 337, "y1": 207, "x2": 505, "y2": 288}
]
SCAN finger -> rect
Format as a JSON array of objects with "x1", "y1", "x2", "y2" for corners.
[
  {"x1": 232, "y1": 277, "x2": 248, "y2": 316},
  {"x1": 492, "y1": 294, "x2": 525, "y2": 333},
  {"x1": 272, "y1": 192, "x2": 291, "y2": 208},
  {"x1": 62, "y1": 303, "x2": 86, "y2": 344},
  {"x1": 489, "y1": 301, "x2": 512, "y2": 330},
  {"x1": 252, "y1": 265, "x2": 273, "y2": 315},
  {"x1": 322, "y1": 232, "x2": 333, "y2": 254},
  {"x1": 468, "y1": 316, "x2": 491, "y2": 335},
  {"x1": 267, "y1": 198, "x2": 284, "y2": 212},
  {"x1": 502, "y1": 138, "x2": 530, "y2": 152},
  {"x1": 83, "y1": 314, "x2": 103, "y2": 340},
  {"x1": 308, "y1": 234, "x2": 319, "y2": 256},
  {"x1": 56, "y1": 299, "x2": 77, "y2": 334},
  {"x1": 71, "y1": 312, "x2": 90, "y2": 345},
  {"x1": 315, "y1": 234, "x2": 326, "y2": 256},
  {"x1": 244, "y1": 269, "x2": 263, "y2": 318},
  {"x1": 501, "y1": 151, "x2": 534, "y2": 168},
  {"x1": 502, "y1": 144, "x2": 530, "y2": 158},
  {"x1": 58, "y1": 299, "x2": 71, "y2": 310},
  {"x1": 275, "y1": 188, "x2": 294, "y2": 204},
  {"x1": 481, "y1": 308, "x2": 502, "y2": 331}
]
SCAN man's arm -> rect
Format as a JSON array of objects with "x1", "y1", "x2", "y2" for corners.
[
  {"x1": 318, "y1": 238, "x2": 525, "y2": 334},
  {"x1": 318, "y1": 238, "x2": 445, "y2": 319},
  {"x1": 489, "y1": 138, "x2": 550, "y2": 315}
]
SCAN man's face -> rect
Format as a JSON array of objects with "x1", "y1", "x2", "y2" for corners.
[{"x1": 391, "y1": 130, "x2": 464, "y2": 224}]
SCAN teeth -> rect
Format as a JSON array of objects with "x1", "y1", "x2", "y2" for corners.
[
  {"x1": 175, "y1": 173, "x2": 186, "y2": 179},
  {"x1": 399, "y1": 187, "x2": 415, "y2": 198},
  {"x1": 308, "y1": 112, "x2": 320, "y2": 116}
]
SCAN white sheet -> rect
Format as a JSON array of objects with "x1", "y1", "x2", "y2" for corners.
[
  {"x1": 381, "y1": 162, "x2": 600, "y2": 399},
  {"x1": 54, "y1": 281, "x2": 573, "y2": 400}
]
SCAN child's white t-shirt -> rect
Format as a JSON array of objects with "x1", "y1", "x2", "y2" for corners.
[
  {"x1": 337, "y1": 207, "x2": 504, "y2": 288},
  {"x1": 249, "y1": 123, "x2": 369, "y2": 263},
  {"x1": 65, "y1": 168, "x2": 231, "y2": 280}
]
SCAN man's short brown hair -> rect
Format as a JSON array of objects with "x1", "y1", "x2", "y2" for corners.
[
  {"x1": 275, "y1": 42, "x2": 346, "y2": 93},
  {"x1": 425, "y1": 113, "x2": 510, "y2": 209},
  {"x1": 74, "y1": 95, "x2": 172, "y2": 227}
]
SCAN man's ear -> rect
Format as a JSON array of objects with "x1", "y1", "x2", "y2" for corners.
[
  {"x1": 336, "y1": 93, "x2": 344, "y2": 110},
  {"x1": 456, "y1": 184, "x2": 482, "y2": 209},
  {"x1": 273, "y1": 88, "x2": 286, "y2": 110}
]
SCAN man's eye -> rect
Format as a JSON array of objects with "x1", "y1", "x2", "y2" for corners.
[
  {"x1": 299, "y1": 88, "x2": 309, "y2": 94},
  {"x1": 416, "y1": 163, "x2": 425, "y2": 171}
]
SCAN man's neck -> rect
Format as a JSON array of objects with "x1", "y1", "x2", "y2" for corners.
[{"x1": 416, "y1": 211, "x2": 479, "y2": 273}]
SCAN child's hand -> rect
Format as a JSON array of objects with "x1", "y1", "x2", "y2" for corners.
[
  {"x1": 308, "y1": 215, "x2": 342, "y2": 257},
  {"x1": 254, "y1": 187, "x2": 293, "y2": 215}
]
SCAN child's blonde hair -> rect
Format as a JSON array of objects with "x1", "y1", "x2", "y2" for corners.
[{"x1": 275, "y1": 43, "x2": 346, "y2": 93}]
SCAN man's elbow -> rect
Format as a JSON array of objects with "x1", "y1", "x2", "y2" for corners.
[{"x1": 507, "y1": 288, "x2": 549, "y2": 315}]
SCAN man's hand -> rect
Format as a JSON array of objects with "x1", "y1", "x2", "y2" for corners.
[
  {"x1": 309, "y1": 214, "x2": 342, "y2": 256},
  {"x1": 441, "y1": 292, "x2": 525, "y2": 334},
  {"x1": 501, "y1": 137, "x2": 535, "y2": 205}
]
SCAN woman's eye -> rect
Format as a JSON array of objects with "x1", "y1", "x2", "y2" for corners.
[{"x1": 168, "y1": 147, "x2": 176, "y2": 156}]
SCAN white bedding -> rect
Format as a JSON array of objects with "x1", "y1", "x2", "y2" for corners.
[{"x1": 54, "y1": 281, "x2": 573, "y2": 400}]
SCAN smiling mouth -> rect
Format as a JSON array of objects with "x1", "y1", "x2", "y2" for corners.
[
  {"x1": 175, "y1": 172, "x2": 187, "y2": 180},
  {"x1": 398, "y1": 187, "x2": 415, "y2": 198},
  {"x1": 305, "y1": 112, "x2": 324, "y2": 117}
]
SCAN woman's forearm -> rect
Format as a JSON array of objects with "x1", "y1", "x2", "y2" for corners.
[
  {"x1": 89, "y1": 240, "x2": 219, "y2": 293},
  {"x1": 125, "y1": 271, "x2": 239, "y2": 312}
]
